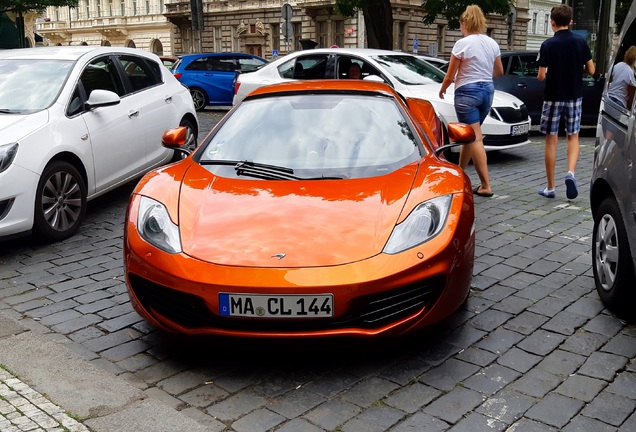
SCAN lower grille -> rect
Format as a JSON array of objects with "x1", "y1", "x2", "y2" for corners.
[
  {"x1": 492, "y1": 105, "x2": 529, "y2": 123},
  {"x1": 483, "y1": 133, "x2": 529, "y2": 147},
  {"x1": 128, "y1": 274, "x2": 446, "y2": 332}
]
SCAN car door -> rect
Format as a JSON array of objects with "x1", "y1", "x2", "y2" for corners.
[
  {"x1": 277, "y1": 54, "x2": 334, "y2": 80},
  {"x1": 494, "y1": 54, "x2": 544, "y2": 124},
  {"x1": 202, "y1": 56, "x2": 239, "y2": 105},
  {"x1": 114, "y1": 54, "x2": 174, "y2": 168},
  {"x1": 75, "y1": 55, "x2": 149, "y2": 193}
]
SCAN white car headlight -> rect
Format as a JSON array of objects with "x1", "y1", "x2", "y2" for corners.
[
  {"x1": 383, "y1": 195, "x2": 452, "y2": 254},
  {"x1": 137, "y1": 196, "x2": 182, "y2": 254},
  {"x1": 0, "y1": 143, "x2": 18, "y2": 174}
]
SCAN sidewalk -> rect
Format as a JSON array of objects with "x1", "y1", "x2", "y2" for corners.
[
  {"x1": 0, "y1": 312, "x2": 207, "y2": 432},
  {"x1": 0, "y1": 368, "x2": 90, "y2": 432}
]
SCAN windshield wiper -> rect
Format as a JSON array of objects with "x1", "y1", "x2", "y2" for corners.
[
  {"x1": 0, "y1": 109, "x2": 20, "y2": 114},
  {"x1": 201, "y1": 159, "x2": 298, "y2": 180},
  {"x1": 201, "y1": 160, "x2": 346, "y2": 180}
]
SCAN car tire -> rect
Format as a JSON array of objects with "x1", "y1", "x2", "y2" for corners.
[
  {"x1": 592, "y1": 196, "x2": 636, "y2": 318},
  {"x1": 33, "y1": 160, "x2": 87, "y2": 243},
  {"x1": 170, "y1": 118, "x2": 199, "y2": 162},
  {"x1": 190, "y1": 87, "x2": 208, "y2": 111}
]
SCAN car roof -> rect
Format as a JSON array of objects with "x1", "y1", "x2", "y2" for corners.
[
  {"x1": 0, "y1": 46, "x2": 158, "y2": 61},
  {"x1": 245, "y1": 79, "x2": 402, "y2": 100},
  {"x1": 500, "y1": 50, "x2": 538, "y2": 56},
  {"x1": 179, "y1": 52, "x2": 264, "y2": 59}
]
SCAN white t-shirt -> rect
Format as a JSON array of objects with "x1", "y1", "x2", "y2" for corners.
[
  {"x1": 607, "y1": 61, "x2": 636, "y2": 107},
  {"x1": 451, "y1": 34, "x2": 501, "y2": 89}
]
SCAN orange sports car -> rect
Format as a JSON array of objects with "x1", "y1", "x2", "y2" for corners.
[{"x1": 123, "y1": 80, "x2": 476, "y2": 338}]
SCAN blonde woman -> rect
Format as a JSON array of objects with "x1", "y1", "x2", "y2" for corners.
[{"x1": 439, "y1": 5, "x2": 504, "y2": 197}]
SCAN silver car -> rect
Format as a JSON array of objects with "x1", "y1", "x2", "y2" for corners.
[{"x1": 591, "y1": 1, "x2": 636, "y2": 318}]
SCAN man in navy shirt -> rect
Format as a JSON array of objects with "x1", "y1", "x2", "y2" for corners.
[{"x1": 537, "y1": 4, "x2": 595, "y2": 199}]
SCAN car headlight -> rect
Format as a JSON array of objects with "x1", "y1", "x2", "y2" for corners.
[
  {"x1": 383, "y1": 195, "x2": 452, "y2": 254},
  {"x1": 137, "y1": 196, "x2": 182, "y2": 254},
  {"x1": 0, "y1": 143, "x2": 18, "y2": 174}
]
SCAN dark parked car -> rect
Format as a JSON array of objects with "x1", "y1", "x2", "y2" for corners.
[
  {"x1": 591, "y1": 1, "x2": 636, "y2": 319},
  {"x1": 171, "y1": 53, "x2": 267, "y2": 110},
  {"x1": 494, "y1": 50, "x2": 604, "y2": 126}
]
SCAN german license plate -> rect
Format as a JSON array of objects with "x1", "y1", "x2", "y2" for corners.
[
  {"x1": 219, "y1": 293, "x2": 334, "y2": 318},
  {"x1": 511, "y1": 122, "x2": 529, "y2": 136}
]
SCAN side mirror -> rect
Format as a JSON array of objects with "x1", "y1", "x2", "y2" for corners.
[
  {"x1": 161, "y1": 126, "x2": 193, "y2": 158},
  {"x1": 85, "y1": 89, "x2": 120, "y2": 109},
  {"x1": 362, "y1": 75, "x2": 386, "y2": 83},
  {"x1": 434, "y1": 123, "x2": 475, "y2": 157}
]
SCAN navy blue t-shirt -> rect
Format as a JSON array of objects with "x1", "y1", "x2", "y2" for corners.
[{"x1": 538, "y1": 29, "x2": 593, "y2": 101}]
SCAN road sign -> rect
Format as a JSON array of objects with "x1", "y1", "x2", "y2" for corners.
[
  {"x1": 273, "y1": 49, "x2": 279, "y2": 58},
  {"x1": 413, "y1": 38, "x2": 418, "y2": 53},
  {"x1": 281, "y1": 3, "x2": 292, "y2": 21},
  {"x1": 282, "y1": 22, "x2": 293, "y2": 41}
]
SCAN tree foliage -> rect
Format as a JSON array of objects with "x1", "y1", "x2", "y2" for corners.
[
  {"x1": 0, "y1": 1, "x2": 78, "y2": 15},
  {"x1": 615, "y1": 0, "x2": 631, "y2": 34},
  {"x1": 422, "y1": 0, "x2": 513, "y2": 30},
  {"x1": 336, "y1": 0, "x2": 393, "y2": 49}
]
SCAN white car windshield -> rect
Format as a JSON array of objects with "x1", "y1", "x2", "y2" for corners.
[
  {"x1": 200, "y1": 93, "x2": 421, "y2": 179},
  {"x1": 371, "y1": 55, "x2": 445, "y2": 86},
  {"x1": 0, "y1": 59, "x2": 73, "y2": 113}
]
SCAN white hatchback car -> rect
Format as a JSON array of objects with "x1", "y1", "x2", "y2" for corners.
[
  {"x1": 233, "y1": 48, "x2": 531, "y2": 152},
  {"x1": 0, "y1": 46, "x2": 199, "y2": 242}
]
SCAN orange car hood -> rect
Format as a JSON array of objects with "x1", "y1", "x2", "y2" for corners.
[{"x1": 178, "y1": 163, "x2": 419, "y2": 267}]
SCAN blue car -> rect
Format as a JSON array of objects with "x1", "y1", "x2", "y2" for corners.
[{"x1": 171, "y1": 53, "x2": 267, "y2": 110}]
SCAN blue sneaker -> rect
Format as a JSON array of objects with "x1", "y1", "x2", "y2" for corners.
[
  {"x1": 565, "y1": 173, "x2": 578, "y2": 199},
  {"x1": 538, "y1": 188, "x2": 556, "y2": 198}
]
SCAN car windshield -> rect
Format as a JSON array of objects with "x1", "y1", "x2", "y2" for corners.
[
  {"x1": 0, "y1": 59, "x2": 73, "y2": 113},
  {"x1": 200, "y1": 93, "x2": 421, "y2": 179},
  {"x1": 371, "y1": 55, "x2": 445, "y2": 85}
]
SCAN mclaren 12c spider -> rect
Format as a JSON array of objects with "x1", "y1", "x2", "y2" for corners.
[{"x1": 124, "y1": 80, "x2": 476, "y2": 338}]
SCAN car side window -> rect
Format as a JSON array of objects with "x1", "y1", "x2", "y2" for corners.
[
  {"x1": 186, "y1": 58, "x2": 207, "y2": 71},
  {"x1": 116, "y1": 55, "x2": 160, "y2": 93},
  {"x1": 510, "y1": 55, "x2": 540, "y2": 77},
  {"x1": 237, "y1": 57, "x2": 266, "y2": 72},
  {"x1": 207, "y1": 57, "x2": 237, "y2": 72},
  {"x1": 79, "y1": 57, "x2": 124, "y2": 98},
  {"x1": 291, "y1": 55, "x2": 330, "y2": 80}
]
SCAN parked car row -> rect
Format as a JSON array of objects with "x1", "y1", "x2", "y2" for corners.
[{"x1": 233, "y1": 48, "x2": 532, "y2": 153}]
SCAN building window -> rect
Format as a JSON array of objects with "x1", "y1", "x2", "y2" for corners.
[
  {"x1": 85, "y1": 0, "x2": 90, "y2": 18},
  {"x1": 318, "y1": 21, "x2": 328, "y2": 48},
  {"x1": 397, "y1": 21, "x2": 407, "y2": 51},
  {"x1": 271, "y1": 23, "x2": 280, "y2": 51},
  {"x1": 133, "y1": 0, "x2": 137, "y2": 15},
  {"x1": 214, "y1": 26, "x2": 222, "y2": 52},
  {"x1": 97, "y1": 0, "x2": 102, "y2": 17},
  {"x1": 532, "y1": 12, "x2": 537, "y2": 34},
  {"x1": 293, "y1": 22, "x2": 301, "y2": 52},
  {"x1": 333, "y1": 20, "x2": 344, "y2": 48},
  {"x1": 145, "y1": 0, "x2": 150, "y2": 14},
  {"x1": 232, "y1": 26, "x2": 238, "y2": 51},
  {"x1": 120, "y1": 0, "x2": 125, "y2": 15},
  {"x1": 544, "y1": 13, "x2": 549, "y2": 35},
  {"x1": 436, "y1": 24, "x2": 445, "y2": 56}
]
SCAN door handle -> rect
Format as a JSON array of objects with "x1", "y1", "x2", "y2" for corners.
[
  {"x1": 165, "y1": 96, "x2": 173, "y2": 103},
  {"x1": 516, "y1": 83, "x2": 527, "y2": 88},
  {"x1": 128, "y1": 110, "x2": 140, "y2": 118}
]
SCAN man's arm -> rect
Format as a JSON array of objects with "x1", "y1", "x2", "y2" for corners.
[
  {"x1": 584, "y1": 59, "x2": 595, "y2": 76},
  {"x1": 538, "y1": 66, "x2": 547, "y2": 81}
]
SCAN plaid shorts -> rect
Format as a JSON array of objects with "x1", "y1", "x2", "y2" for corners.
[{"x1": 539, "y1": 98, "x2": 583, "y2": 135}]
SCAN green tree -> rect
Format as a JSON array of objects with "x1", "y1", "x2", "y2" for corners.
[
  {"x1": 422, "y1": 0, "x2": 513, "y2": 30},
  {"x1": 336, "y1": 0, "x2": 393, "y2": 49},
  {"x1": 0, "y1": 0, "x2": 78, "y2": 48}
]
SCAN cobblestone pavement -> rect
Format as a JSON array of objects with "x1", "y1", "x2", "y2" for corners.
[
  {"x1": 1, "y1": 111, "x2": 635, "y2": 431},
  {"x1": 0, "y1": 367, "x2": 89, "y2": 432}
]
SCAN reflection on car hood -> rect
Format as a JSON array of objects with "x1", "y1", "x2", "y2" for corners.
[
  {"x1": 178, "y1": 163, "x2": 419, "y2": 267},
  {"x1": 403, "y1": 82, "x2": 526, "y2": 108},
  {"x1": 0, "y1": 110, "x2": 48, "y2": 142}
]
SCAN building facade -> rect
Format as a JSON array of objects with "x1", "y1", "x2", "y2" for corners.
[
  {"x1": 526, "y1": 0, "x2": 560, "y2": 51},
  {"x1": 37, "y1": 0, "x2": 530, "y2": 59}
]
